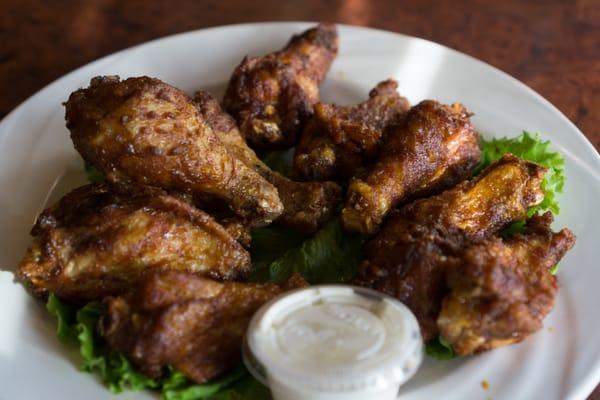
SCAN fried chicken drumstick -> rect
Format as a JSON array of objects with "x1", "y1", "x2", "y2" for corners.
[
  {"x1": 439, "y1": 212, "x2": 575, "y2": 355},
  {"x1": 65, "y1": 76, "x2": 283, "y2": 226},
  {"x1": 354, "y1": 155, "x2": 547, "y2": 340},
  {"x1": 17, "y1": 183, "x2": 251, "y2": 303},
  {"x1": 195, "y1": 91, "x2": 341, "y2": 233},
  {"x1": 342, "y1": 100, "x2": 481, "y2": 235},
  {"x1": 293, "y1": 79, "x2": 410, "y2": 181},
  {"x1": 99, "y1": 270, "x2": 306, "y2": 383},
  {"x1": 223, "y1": 23, "x2": 338, "y2": 150}
]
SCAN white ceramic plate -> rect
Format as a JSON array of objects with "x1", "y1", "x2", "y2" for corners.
[{"x1": 0, "y1": 22, "x2": 599, "y2": 400}]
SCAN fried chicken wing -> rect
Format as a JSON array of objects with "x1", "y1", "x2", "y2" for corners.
[
  {"x1": 342, "y1": 100, "x2": 481, "y2": 235},
  {"x1": 99, "y1": 270, "x2": 306, "y2": 383},
  {"x1": 217, "y1": 217, "x2": 252, "y2": 248},
  {"x1": 223, "y1": 23, "x2": 338, "y2": 150},
  {"x1": 194, "y1": 91, "x2": 341, "y2": 233},
  {"x1": 17, "y1": 183, "x2": 251, "y2": 303},
  {"x1": 293, "y1": 80, "x2": 410, "y2": 181},
  {"x1": 438, "y1": 212, "x2": 575, "y2": 355},
  {"x1": 354, "y1": 155, "x2": 547, "y2": 340},
  {"x1": 65, "y1": 76, "x2": 283, "y2": 226}
]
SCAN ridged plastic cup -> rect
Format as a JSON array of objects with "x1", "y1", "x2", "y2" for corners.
[{"x1": 243, "y1": 285, "x2": 423, "y2": 400}]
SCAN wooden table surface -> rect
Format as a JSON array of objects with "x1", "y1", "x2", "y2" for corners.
[{"x1": 1, "y1": 0, "x2": 599, "y2": 398}]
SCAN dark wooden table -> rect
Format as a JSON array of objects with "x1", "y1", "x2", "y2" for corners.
[{"x1": 1, "y1": 0, "x2": 599, "y2": 398}]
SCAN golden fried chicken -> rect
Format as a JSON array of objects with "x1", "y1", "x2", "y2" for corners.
[
  {"x1": 293, "y1": 80, "x2": 410, "y2": 181},
  {"x1": 65, "y1": 76, "x2": 283, "y2": 226},
  {"x1": 161, "y1": 190, "x2": 252, "y2": 247},
  {"x1": 99, "y1": 270, "x2": 306, "y2": 383},
  {"x1": 17, "y1": 183, "x2": 251, "y2": 303},
  {"x1": 223, "y1": 23, "x2": 338, "y2": 150},
  {"x1": 438, "y1": 212, "x2": 575, "y2": 355},
  {"x1": 194, "y1": 91, "x2": 341, "y2": 233},
  {"x1": 354, "y1": 155, "x2": 547, "y2": 340},
  {"x1": 217, "y1": 217, "x2": 252, "y2": 248},
  {"x1": 342, "y1": 100, "x2": 481, "y2": 235}
]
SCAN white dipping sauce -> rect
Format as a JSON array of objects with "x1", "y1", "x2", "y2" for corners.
[{"x1": 244, "y1": 286, "x2": 423, "y2": 400}]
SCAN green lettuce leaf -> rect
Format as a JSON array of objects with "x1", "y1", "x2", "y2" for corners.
[
  {"x1": 84, "y1": 163, "x2": 105, "y2": 183},
  {"x1": 258, "y1": 219, "x2": 364, "y2": 284},
  {"x1": 260, "y1": 150, "x2": 293, "y2": 177},
  {"x1": 425, "y1": 336, "x2": 455, "y2": 360},
  {"x1": 162, "y1": 365, "x2": 269, "y2": 400},
  {"x1": 248, "y1": 225, "x2": 306, "y2": 282},
  {"x1": 46, "y1": 293, "x2": 77, "y2": 342},
  {"x1": 76, "y1": 301, "x2": 160, "y2": 393}
]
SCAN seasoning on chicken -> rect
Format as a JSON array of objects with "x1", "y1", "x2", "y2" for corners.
[
  {"x1": 99, "y1": 270, "x2": 306, "y2": 383},
  {"x1": 293, "y1": 79, "x2": 410, "y2": 181},
  {"x1": 65, "y1": 76, "x2": 283, "y2": 226},
  {"x1": 195, "y1": 90, "x2": 341, "y2": 233},
  {"x1": 17, "y1": 183, "x2": 251, "y2": 303},
  {"x1": 342, "y1": 100, "x2": 481, "y2": 235},
  {"x1": 438, "y1": 212, "x2": 575, "y2": 355},
  {"x1": 354, "y1": 155, "x2": 547, "y2": 340},
  {"x1": 223, "y1": 23, "x2": 338, "y2": 150}
]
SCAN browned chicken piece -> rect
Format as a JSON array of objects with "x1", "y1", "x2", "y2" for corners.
[
  {"x1": 293, "y1": 80, "x2": 410, "y2": 181},
  {"x1": 194, "y1": 91, "x2": 341, "y2": 233},
  {"x1": 218, "y1": 217, "x2": 252, "y2": 248},
  {"x1": 17, "y1": 183, "x2": 251, "y2": 303},
  {"x1": 99, "y1": 270, "x2": 307, "y2": 383},
  {"x1": 160, "y1": 189, "x2": 252, "y2": 247},
  {"x1": 271, "y1": 175, "x2": 342, "y2": 233},
  {"x1": 342, "y1": 100, "x2": 481, "y2": 235},
  {"x1": 65, "y1": 76, "x2": 283, "y2": 226},
  {"x1": 438, "y1": 212, "x2": 575, "y2": 355},
  {"x1": 223, "y1": 23, "x2": 338, "y2": 150},
  {"x1": 354, "y1": 155, "x2": 547, "y2": 340}
]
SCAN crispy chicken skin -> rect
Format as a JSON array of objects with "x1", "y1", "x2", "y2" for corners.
[
  {"x1": 194, "y1": 91, "x2": 341, "y2": 233},
  {"x1": 160, "y1": 189, "x2": 252, "y2": 247},
  {"x1": 223, "y1": 23, "x2": 338, "y2": 150},
  {"x1": 354, "y1": 155, "x2": 547, "y2": 340},
  {"x1": 65, "y1": 76, "x2": 283, "y2": 226},
  {"x1": 99, "y1": 270, "x2": 306, "y2": 383},
  {"x1": 17, "y1": 183, "x2": 251, "y2": 303},
  {"x1": 293, "y1": 80, "x2": 410, "y2": 181},
  {"x1": 217, "y1": 217, "x2": 252, "y2": 248},
  {"x1": 439, "y1": 212, "x2": 575, "y2": 355},
  {"x1": 342, "y1": 100, "x2": 481, "y2": 235}
]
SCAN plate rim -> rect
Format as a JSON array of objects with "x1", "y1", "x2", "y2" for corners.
[{"x1": 1, "y1": 21, "x2": 599, "y2": 400}]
